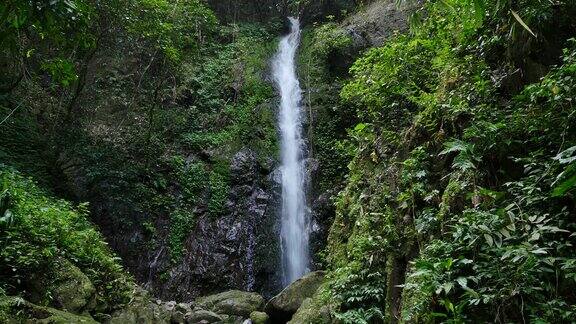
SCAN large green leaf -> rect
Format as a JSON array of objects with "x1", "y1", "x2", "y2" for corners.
[{"x1": 552, "y1": 167, "x2": 576, "y2": 197}]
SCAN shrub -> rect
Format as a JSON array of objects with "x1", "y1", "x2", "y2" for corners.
[{"x1": 0, "y1": 167, "x2": 132, "y2": 310}]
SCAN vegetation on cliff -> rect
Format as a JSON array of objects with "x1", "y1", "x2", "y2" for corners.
[
  {"x1": 1, "y1": 0, "x2": 285, "y2": 299},
  {"x1": 0, "y1": 168, "x2": 132, "y2": 320},
  {"x1": 315, "y1": 0, "x2": 576, "y2": 322}
]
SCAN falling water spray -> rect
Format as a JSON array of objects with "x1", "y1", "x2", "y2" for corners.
[{"x1": 272, "y1": 17, "x2": 310, "y2": 286}]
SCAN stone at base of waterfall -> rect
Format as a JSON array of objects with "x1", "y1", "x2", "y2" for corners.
[
  {"x1": 250, "y1": 311, "x2": 270, "y2": 324},
  {"x1": 288, "y1": 297, "x2": 336, "y2": 324},
  {"x1": 265, "y1": 271, "x2": 325, "y2": 322},
  {"x1": 184, "y1": 309, "x2": 222, "y2": 323},
  {"x1": 108, "y1": 286, "x2": 172, "y2": 323},
  {"x1": 196, "y1": 290, "x2": 265, "y2": 318}
]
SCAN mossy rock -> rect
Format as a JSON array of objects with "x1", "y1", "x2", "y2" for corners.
[
  {"x1": 250, "y1": 310, "x2": 269, "y2": 324},
  {"x1": 265, "y1": 271, "x2": 325, "y2": 322},
  {"x1": 196, "y1": 290, "x2": 264, "y2": 317},
  {"x1": 184, "y1": 309, "x2": 222, "y2": 323},
  {"x1": 108, "y1": 286, "x2": 171, "y2": 324},
  {"x1": 288, "y1": 297, "x2": 336, "y2": 324},
  {"x1": 51, "y1": 258, "x2": 97, "y2": 314},
  {"x1": 28, "y1": 258, "x2": 96, "y2": 314},
  {"x1": 0, "y1": 295, "x2": 97, "y2": 323}
]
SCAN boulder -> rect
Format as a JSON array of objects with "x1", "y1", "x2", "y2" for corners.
[
  {"x1": 196, "y1": 290, "x2": 265, "y2": 317},
  {"x1": 108, "y1": 287, "x2": 171, "y2": 324},
  {"x1": 163, "y1": 300, "x2": 177, "y2": 312},
  {"x1": 50, "y1": 259, "x2": 96, "y2": 314},
  {"x1": 288, "y1": 297, "x2": 336, "y2": 324},
  {"x1": 185, "y1": 309, "x2": 222, "y2": 323},
  {"x1": 250, "y1": 311, "x2": 270, "y2": 324},
  {"x1": 176, "y1": 302, "x2": 193, "y2": 314},
  {"x1": 109, "y1": 303, "x2": 171, "y2": 324},
  {"x1": 265, "y1": 271, "x2": 325, "y2": 322},
  {"x1": 168, "y1": 302, "x2": 192, "y2": 323},
  {"x1": 219, "y1": 314, "x2": 246, "y2": 323},
  {"x1": 343, "y1": 0, "x2": 415, "y2": 48},
  {"x1": 28, "y1": 258, "x2": 96, "y2": 314},
  {"x1": 0, "y1": 295, "x2": 98, "y2": 323},
  {"x1": 171, "y1": 310, "x2": 185, "y2": 324}
]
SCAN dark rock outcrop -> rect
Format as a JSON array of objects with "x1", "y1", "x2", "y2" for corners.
[
  {"x1": 319, "y1": 0, "x2": 417, "y2": 76},
  {"x1": 309, "y1": 191, "x2": 336, "y2": 268},
  {"x1": 343, "y1": 0, "x2": 416, "y2": 48},
  {"x1": 152, "y1": 148, "x2": 282, "y2": 300}
]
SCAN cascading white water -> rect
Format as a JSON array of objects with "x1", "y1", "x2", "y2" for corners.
[{"x1": 273, "y1": 17, "x2": 310, "y2": 286}]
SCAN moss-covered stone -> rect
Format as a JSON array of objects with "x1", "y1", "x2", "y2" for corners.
[
  {"x1": 250, "y1": 310, "x2": 269, "y2": 324},
  {"x1": 196, "y1": 290, "x2": 264, "y2": 317},
  {"x1": 28, "y1": 257, "x2": 97, "y2": 315},
  {"x1": 0, "y1": 295, "x2": 98, "y2": 323},
  {"x1": 288, "y1": 297, "x2": 336, "y2": 324},
  {"x1": 185, "y1": 309, "x2": 222, "y2": 323},
  {"x1": 265, "y1": 271, "x2": 325, "y2": 321},
  {"x1": 108, "y1": 287, "x2": 171, "y2": 324},
  {"x1": 51, "y1": 258, "x2": 97, "y2": 314}
]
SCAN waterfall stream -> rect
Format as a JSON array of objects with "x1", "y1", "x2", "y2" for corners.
[{"x1": 273, "y1": 17, "x2": 310, "y2": 286}]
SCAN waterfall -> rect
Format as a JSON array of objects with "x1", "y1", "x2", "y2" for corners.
[{"x1": 273, "y1": 17, "x2": 310, "y2": 286}]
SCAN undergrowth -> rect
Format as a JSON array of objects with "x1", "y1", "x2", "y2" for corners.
[{"x1": 322, "y1": 0, "x2": 576, "y2": 322}]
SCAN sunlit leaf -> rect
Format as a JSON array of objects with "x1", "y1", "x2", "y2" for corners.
[{"x1": 511, "y1": 10, "x2": 536, "y2": 37}]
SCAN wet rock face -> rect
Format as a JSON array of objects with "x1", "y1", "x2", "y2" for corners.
[
  {"x1": 309, "y1": 191, "x2": 336, "y2": 268},
  {"x1": 147, "y1": 148, "x2": 283, "y2": 300}
]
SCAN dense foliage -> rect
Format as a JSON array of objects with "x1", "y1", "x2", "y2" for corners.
[
  {"x1": 298, "y1": 21, "x2": 357, "y2": 194},
  {"x1": 1, "y1": 0, "x2": 282, "y2": 275},
  {"x1": 2, "y1": 0, "x2": 576, "y2": 322},
  {"x1": 0, "y1": 167, "x2": 132, "y2": 315},
  {"x1": 319, "y1": 0, "x2": 576, "y2": 322}
]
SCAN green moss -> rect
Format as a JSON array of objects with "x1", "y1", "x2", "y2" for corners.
[
  {"x1": 168, "y1": 209, "x2": 196, "y2": 263},
  {"x1": 208, "y1": 166, "x2": 230, "y2": 217},
  {"x1": 1, "y1": 296, "x2": 99, "y2": 323}
]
